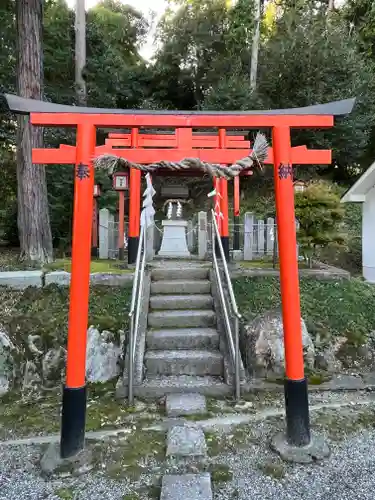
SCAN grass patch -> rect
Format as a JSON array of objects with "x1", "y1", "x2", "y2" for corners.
[
  {"x1": 0, "y1": 386, "x2": 158, "y2": 439},
  {"x1": 313, "y1": 407, "x2": 375, "y2": 440},
  {"x1": 209, "y1": 463, "x2": 233, "y2": 483},
  {"x1": 0, "y1": 250, "x2": 132, "y2": 274},
  {"x1": 233, "y1": 276, "x2": 375, "y2": 344},
  {"x1": 55, "y1": 488, "x2": 75, "y2": 500},
  {"x1": 206, "y1": 426, "x2": 258, "y2": 457},
  {"x1": 257, "y1": 460, "x2": 287, "y2": 480},
  {"x1": 93, "y1": 430, "x2": 165, "y2": 480},
  {"x1": 0, "y1": 392, "x2": 61, "y2": 438},
  {"x1": 45, "y1": 259, "x2": 133, "y2": 274},
  {"x1": 239, "y1": 260, "x2": 308, "y2": 270}
]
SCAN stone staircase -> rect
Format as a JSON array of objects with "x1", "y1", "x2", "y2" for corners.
[{"x1": 137, "y1": 265, "x2": 231, "y2": 398}]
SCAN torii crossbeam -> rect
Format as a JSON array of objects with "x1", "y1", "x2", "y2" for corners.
[{"x1": 1, "y1": 93, "x2": 355, "y2": 461}]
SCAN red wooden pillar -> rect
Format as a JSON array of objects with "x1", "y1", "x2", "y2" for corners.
[
  {"x1": 61, "y1": 122, "x2": 96, "y2": 458},
  {"x1": 273, "y1": 125, "x2": 310, "y2": 447},
  {"x1": 233, "y1": 176, "x2": 240, "y2": 251},
  {"x1": 214, "y1": 177, "x2": 221, "y2": 255},
  {"x1": 128, "y1": 128, "x2": 141, "y2": 264},
  {"x1": 218, "y1": 124, "x2": 229, "y2": 260},
  {"x1": 118, "y1": 191, "x2": 125, "y2": 260},
  {"x1": 91, "y1": 184, "x2": 101, "y2": 258},
  {"x1": 220, "y1": 177, "x2": 229, "y2": 261}
]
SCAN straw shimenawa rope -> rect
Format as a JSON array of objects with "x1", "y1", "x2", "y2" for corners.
[{"x1": 93, "y1": 132, "x2": 268, "y2": 180}]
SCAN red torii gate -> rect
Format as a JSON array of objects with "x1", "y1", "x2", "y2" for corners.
[
  {"x1": 1, "y1": 93, "x2": 355, "y2": 461},
  {"x1": 31, "y1": 126, "x2": 334, "y2": 261}
]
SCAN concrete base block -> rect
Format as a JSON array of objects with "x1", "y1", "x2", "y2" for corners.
[
  {"x1": 0, "y1": 270, "x2": 43, "y2": 289},
  {"x1": 45, "y1": 271, "x2": 70, "y2": 286},
  {"x1": 40, "y1": 443, "x2": 93, "y2": 477},
  {"x1": 231, "y1": 250, "x2": 243, "y2": 261},
  {"x1": 271, "y1": 432, "x2": 330, "y2": 464}
]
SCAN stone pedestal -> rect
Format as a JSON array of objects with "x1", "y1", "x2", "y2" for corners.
[{"x1": 158, "y1": 220, "x2": 191, "y2": 258}]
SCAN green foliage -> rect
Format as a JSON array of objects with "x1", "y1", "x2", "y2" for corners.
[
  {"x1": 294, "y1": 181, "x2": 346, "y2": 264},
  {"x1": 1, "y1": 0, "x2": 375, "y2": 252},
  {"x1": 233, "y1": 276, "x2": 375, "y2": 343},
  {"x1": 345, "y1": 0, "x2": 375, "y2": 58}
]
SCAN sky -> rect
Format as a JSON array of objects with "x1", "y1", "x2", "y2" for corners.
[{"x1": 65, "y1": 0, "x2": 170, "y2": 59}]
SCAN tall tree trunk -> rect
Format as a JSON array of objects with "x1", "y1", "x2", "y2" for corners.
[
  {"x1": 16, "y1": 0, "x2": 53, "y2": 263},
  {"x1": 75, "y1": 0, "x2": 87, "y2": 105},
  {"x1": 250, "y1": 0, "x2": 261, "y2": 91}
]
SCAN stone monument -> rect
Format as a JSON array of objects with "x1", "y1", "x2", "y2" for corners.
[{"x1": 158, "y1": 200, "x2": 191, "y2": 258}]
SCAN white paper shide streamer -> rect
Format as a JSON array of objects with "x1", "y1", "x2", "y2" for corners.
[
  {"x1": 176, "y1": 201, "x2": 182, "y2": 218},
  {"x1": 141, "y1": 173, "x2": 156, "y2": 228}
]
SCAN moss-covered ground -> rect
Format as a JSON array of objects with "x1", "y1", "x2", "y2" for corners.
[
  {"x1": 0, "y1": 283, "x2": 131, "y2": 352},
  {"x1": 0, "y1": 383, "x2": 163, "y2": 440},
  {"x1": 45, "y1": 259, "x2": 133, "y2": 274},
  {"x1": 233, "y1": 276, "x2": 375, "y2": 346}
]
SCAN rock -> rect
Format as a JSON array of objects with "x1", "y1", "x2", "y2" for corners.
[
  {"x1": 242, "y1": 309, "x2": 315, "y2": 377},
  {"x1": 22, "y1": 360, "x2": 41, "y2": 390},
  {"x1": 315, "y1": 350, "x2": 343, "y2": 373},
  {"x1": 0, "y1": 326, "x2": 16, "y2": 396},
  {"x1": 42, "y1": 347, "x2": 66, "y2": 385},
  {"x1": 27, "y1": 335, "x2": 43, "y2": 356},
  {"x1": 86, "y1": 327, "x2": 122, "y2": 383}
]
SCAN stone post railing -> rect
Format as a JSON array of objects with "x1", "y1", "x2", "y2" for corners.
[
  {"x1": 99, "y1": 208, "x2": 114, "y2": 259},
  {"x1": 198, "y1": 211, "x2": 208, "y2": 260}
]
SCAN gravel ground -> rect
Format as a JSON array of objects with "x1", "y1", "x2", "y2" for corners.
[
  {"x1": 212, "y1": 411, "x2": 375, "y2": 500},
  {"x1": 0, "y1": 444, "x2": 156, "y2": 499},
  {"x1": 213, "y1": 428, "x2": 375, "y2": 500},
  {"x1": 1, "y1": 392, "x2": 375, "y2": 499}
]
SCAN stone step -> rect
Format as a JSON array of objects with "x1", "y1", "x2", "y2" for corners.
[
  {"x1": 133, "y1": 375, "x2": 232, "y2": 398},
  {"x1": 148, "y1": 310, "x2": 216, "y2": 329},
  {"x1": 161, "y1": 473, "x2": 212, "y2": 500},
  {"x1": 150, "y1": 294, "x2": 213, "y2": 311},
  {"x1": 151, "y1": 280, "x2": 211, "y2": 295},
  {"x1": 145, "y1": 349, "x2": 223, "y2": 376},
  {"x1": 152, "y1": 267, "x2": 209, "y2": 281},
  {"x1": 166, "y1": 425, "x2": 207, "y2": 458},
  {"x1": 166, "y1": 393, "x2": 207, "y2": 417},
  {"x1": 147, "y1": 328, "x2": 219, "y2": 351}
]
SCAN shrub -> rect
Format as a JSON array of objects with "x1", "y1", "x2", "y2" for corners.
[{"x1": 294, "y1": 181, "x2": 346, "y2": 267}]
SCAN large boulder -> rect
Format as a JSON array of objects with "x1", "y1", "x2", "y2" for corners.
[
  {"x1": 86, "y1": 327, "x2": 123, "y2": 383},
  {"x1": 242, "y1": 309, "x2": 315, "y2": 378}
]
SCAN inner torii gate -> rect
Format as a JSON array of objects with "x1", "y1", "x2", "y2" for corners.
[{"x1": 1, "y1": 93, "x2": 354, "y2": 461}]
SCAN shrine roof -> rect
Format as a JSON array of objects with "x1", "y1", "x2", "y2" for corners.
[{"x1": 1, "y1": 93, "x2": 355, "y2": 117}]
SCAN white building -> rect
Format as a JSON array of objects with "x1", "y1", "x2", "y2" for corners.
[{"x1": 341, "y1": 161, "x2": 375, "y2": 283}]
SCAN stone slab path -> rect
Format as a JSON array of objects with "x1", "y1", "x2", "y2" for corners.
[
  {"x1": 166, "y1": 393, "x2": 207, "y2": 417},
  {"x1": 161, "y1": 474, "x2": 212, "y2": 500},
  {"x1": 160, "y1": 393, "x2": 213, "y2": 500}
]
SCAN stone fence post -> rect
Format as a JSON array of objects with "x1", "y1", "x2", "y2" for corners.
[
  {"x1": 99, "y1": 208, "x2": 113, "y2": 259},
  {"x1": 243, "y1": 212, "x2": 254, "y2": 261},
  {"x1": 198, "y1": 211, "x2": 208, "y2": 260}
]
